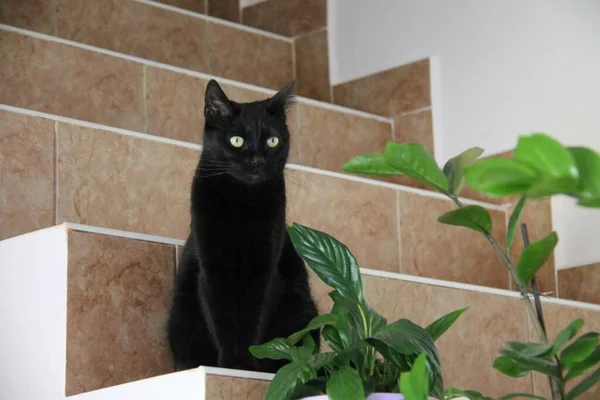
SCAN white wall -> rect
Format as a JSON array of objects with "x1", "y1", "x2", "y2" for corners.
[{"x1": 329, "y1": 0, "x2": 600, "y2": 268}]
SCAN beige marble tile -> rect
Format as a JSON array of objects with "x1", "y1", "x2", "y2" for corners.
[
  {"x1": 242, "y1": 0, "x2": 326, "y2": 37},
  {"x1": 508, "y1": 199, "x2": 556, "y2": 295},
  {"x1": 207, "y1": 0, "x2": 240, "y2": 23},
  {"x1": 145, "y1": 67, "x2": 208, "y2": 143},
  {"x1": 56, "y1": 0, "x2": 209, "y2": 73},
  {"x1": 333, "y1": 59, "x2": 430, "y2": 116},
  {"x1": 558, "y1": 262, "x2": 600, "y2": 304},
  {"x1": 0, "y1": 0, "x2": 55, "y2": 34},
  {"x1": 66, "y1": 230, "x2": 174, "y2": 395},
  {"x1": 363, "y1": 276, "x2": 532, "y2": 396},
  {"x1": 205, "y1": 375, "x2": 269, "y2": 400},
  {"x1": 0, "y1": 111, "x2": 55, "y2": 240},
  {"x1": 532, "y1": 302, "x2": 600, "y2": 399},
  {"x1": 155, "y1": 0, "x2": 206, "y2": 13},
  {"x1": 145, "y1": 67, "x2": 272, "y2": 143},
  {"x1": 287, "y1": 170, "x2": 398, "y2": 272},
  {"x1": 295, "y1": 103, "x2": 392, "y2": 173},
  {"x1": 56, "y1": 123, "x2": 197, "y2": 239},
  {"x1": 0, "y1": 31, "x2": 144, "y2": 131},
  {"x1": 398, "y1": 191, "x2": 510, "y2": 289},
  {"x1": 294, "y1": 30, "x2": 330, "y2": 102},
  {"x1": 393, "y1": 109, "x2": 434, "y2": 156},
  {"x1": 208, "y1": 22, "x2": 293, "y2": 90}
]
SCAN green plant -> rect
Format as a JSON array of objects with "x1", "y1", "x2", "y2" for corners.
[
  {"x1": 343, "y1": 133, "x2": 600, "y2": 399},
  {"x1": 250, "y1": 223, "x2": 467, "y2": 400}
]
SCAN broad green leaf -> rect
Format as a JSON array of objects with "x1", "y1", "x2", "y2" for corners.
[
  {"x1": 367, "y1": 319, "x2": 444, "y2": 397},
  {"x1": 579, "y1": 197, "x2": 600, "y2": 208},
  {"x1": 566, "y1": 368, "x2": 600, "y2": 400},
  {"x1": 506, "y1": 196, "x2": 527, "y2": 255},
  {"x1": 514, "y1": 133, "x2": 578, "y2": 180},
  {"x1": 499, "y1": 349, "x2": 561, "y2": 378},
  {"x1": 264, "y1": 362, "x2": 303, "y2": 400},
  {"x1": 290, "y1": 380, "x2": 326, "y2": 399},
  {"x1": 249, "y1": 338, "x2": 293, "y2": 360},
  {"x1": 553, "y1": 319, "x2": 585, "y2": 353},
  {"x1": 493, "y1": 355, "x2": 529, "y2": 378},
  {"x1": 443, "y1": 147, "x2": 485, "y2": 195},
  {"x1": 569, "y1": 147, "x2": 600, "y2": 208},
  {"x1": 425, "y1": 307, "x2": 468, "y2": 341},
  {"x1": 399, "y1": 353, "x2": 429, "y2": 400},
  {"x1": 506, "y1": 342, "x2": 553, "y2": 358},
  {"x1": 287, "y1": 313, "x2": 338, "y2": 344},
  {"x1": 438, "y1": 206, "x2": 492, "y2": 234},
  {"x1": 497, "y1": 394, "x2": 547, "y2": 400},
  {"x1": 329, "y1": 291, "x2": 366, "y2": 338},
  {"x1": 307, "y1": 352, "x2": 337, "y2": 369},
  {"x1": 368, "y1": 306, "x2": 388, "y2": 334},
  {"x1": 464, "y1": 158, "x2": 538, "y2": 197},
  {"x1": 384, "y1": 142, "x2": 449, "y2": 192},
  {"x1": 566, "y1": 346, "x2": 600, "y2": 381},
  {"x1": 561, "y1": 332, "x2": 600, "y2": 369},
  {"x1": 323, "y1": 325, "x2": 345, "y2": 353},
  {"x1": 516, "y1": 231, "x2": 559, "y2": 285},
  {"x1": 343, "y1": 153, "x2": 402, "y2": 177},
  {"x1": 290, "y1": 346, "x2": 314, "y2": 363},
  {"x1": 288, "y1": 223, "x2": 363, "y2": 302},
  {"x1": 326, "y1": 365, "x2": 365, "y2": 400},
  {"x1": 525, "y1": 176, "x2": 580, "y2": 198}
]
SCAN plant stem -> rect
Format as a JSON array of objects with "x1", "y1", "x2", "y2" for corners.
[{"x1": 447, "y1": 193, "x2": 564, "y2": 399}]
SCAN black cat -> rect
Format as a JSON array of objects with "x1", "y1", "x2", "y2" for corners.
[{"x1": 167, "y1": 80, "x2": 320, "y2": 373}]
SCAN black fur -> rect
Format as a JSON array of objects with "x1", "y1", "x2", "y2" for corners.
[{"x1": 167, "y1": 80, "x2": 320, "y2": 373}]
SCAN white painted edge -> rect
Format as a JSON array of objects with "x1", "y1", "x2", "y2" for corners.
[
  {"x1": 201, "y1": 366, "x2": 274, "y2": 381},
  {"x1": 134, "y1": 0, "x2": 293, "y2": 43},
  {"x1": 65, "y1": 223, "x2": 187, "y2": 246},
  {"x1": 0, "y1": 103, "x2": 504, "y2": 210},
  {"x1": 0, "y1": 24, "x2": 390, "y2": 123},
  {"x1": 50, "y1": 223, "x2": 600, "y2": 313}
]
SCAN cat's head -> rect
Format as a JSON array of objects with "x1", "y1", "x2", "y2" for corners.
[{"x1": 201, "y1": 79, "x2": 295, "y2": 185}]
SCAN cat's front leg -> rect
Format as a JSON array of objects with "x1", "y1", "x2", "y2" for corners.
[{"x1": 197, "y1": 274, "x2": 245, "y2": 369}]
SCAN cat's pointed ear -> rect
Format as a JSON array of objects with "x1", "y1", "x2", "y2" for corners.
[
  {"x1": 204, "y1": 80, "x2": 234, "y2": 123},
  {"x1": 267, "y1": 81, "x2": 295, "y2": 117}
]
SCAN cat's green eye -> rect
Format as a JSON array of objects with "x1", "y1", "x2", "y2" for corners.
[
  {"x1": 266, "y1": 137, "x2": 280, "y2": 148},
  {"x1": 230, "y1": 136, "x2": 244, "y2": 148}
]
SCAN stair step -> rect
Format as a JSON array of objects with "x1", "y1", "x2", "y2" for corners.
[
  {"x1": 0, "y1": 0, "x2": 332, "y2": 101},
  {"x1": 1, "y1": 106, "x2": 532, "y2": 290},
  {"x1": 68, "y1": 368, "x2": 272, "y2": 400},
  {"x1": 1, "y1": 26, "x2": 497, "y2": 204},
  {"x1": 1, "y1": 225, "x2": 597, "y2": 398}
]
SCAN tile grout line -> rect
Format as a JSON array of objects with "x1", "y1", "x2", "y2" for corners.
[
  {"x1": 291, "y1": 38, "x2": 297, "y2": 85},
  {"x1": 395, "y1": 191, "x2": 403, "y2": 274},
  {"x1": 54, "y1": 121, "x2": 59, "y2": 226},
  {"x1": 293, "y1": 26, "x2": 328, "y2": 41},
  {"x1": 397, "y1": 106, "x2": 432, "y2": 118},
  {"x1": 0, "y1": 103, "x2": 506, "y2": 210},
  {"x1": 0, "y1": 24, "x2": 391, "y2": 124},
  {"x1": 133, "y1": 0, "x2": 294, "y2": 43},
  {"x1": 142, "y1": 65, "x2": 149, "y2": 133}
]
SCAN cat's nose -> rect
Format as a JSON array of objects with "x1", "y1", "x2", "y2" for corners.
[{"x1": 250, "y1": 156, "x2": 265, "y2": 168}]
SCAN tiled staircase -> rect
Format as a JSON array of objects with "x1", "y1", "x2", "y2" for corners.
[{"x1": 0, "y1": 1, "x2": 598, "y2": 399}]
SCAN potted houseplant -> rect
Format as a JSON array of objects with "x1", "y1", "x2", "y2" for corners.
[
  {"x1": 251, "y1": 133, "x2": 600, "y2": 399},
  {"x1": 342, "y1": 133, "x2": 600, "y2": 399},
  {"x1": 249, "y1": 221, "x2": 470, "y2": 400}
]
